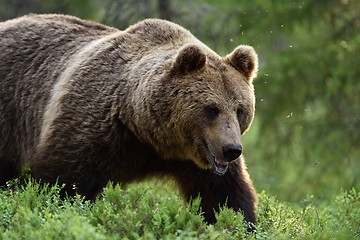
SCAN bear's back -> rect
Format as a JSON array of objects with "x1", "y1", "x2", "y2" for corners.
[{"x1": 0, "y1": 14, "x2": 118, "y2": 81}]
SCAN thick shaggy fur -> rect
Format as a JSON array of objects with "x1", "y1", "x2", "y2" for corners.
[{"x1": 0, "y1": 14, "x2": 258, "y2": 224}]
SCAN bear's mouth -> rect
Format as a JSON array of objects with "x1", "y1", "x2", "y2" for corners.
[
  {"x1": 207, "y1": 144, "x2": 229, "y2": 175},
  {"x1": 209, "y1": 152, "x2": 228, "y2": 175}
]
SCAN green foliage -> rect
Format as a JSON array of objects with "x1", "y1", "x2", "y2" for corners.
[
  {"x1": 92, "y1": 182, "x2": 208, "y2": 239},
  {"x1": 0, "y1": 178, "x2": 106, "y2": 239},
  {"x1": 1, "y1": 180, "x2": 359, "y2": 239},
  {"x1": 240, "y1": 0, "x2": 360, "y2": 203}
]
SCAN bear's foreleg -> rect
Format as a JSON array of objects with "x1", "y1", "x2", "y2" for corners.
[
  {"x1": 30, "y1": 142, "x2": 111, "y2": 200},
  {"x1": 0, "y1": 158, "x2": 21, "y2": 187},
  {"x1": 172, "y1": 159, "x2": 257, "y2": 225}
]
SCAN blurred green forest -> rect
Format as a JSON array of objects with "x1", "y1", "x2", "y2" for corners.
[{"x1": 0, "y1": 0, "x2": 359, "y2": 204}]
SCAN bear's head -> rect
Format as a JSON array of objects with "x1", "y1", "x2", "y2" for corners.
[{"x1": 128, "y1": 43, "x2": 257, "y2": 175}]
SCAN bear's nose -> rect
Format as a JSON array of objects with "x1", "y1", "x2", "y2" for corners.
[{"x1": 222, "y1": 144, "x2": 242, "y2": 162}]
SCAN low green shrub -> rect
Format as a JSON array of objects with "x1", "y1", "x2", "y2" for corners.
[{"x1": 0, "y1": 178, "x2": 359, "y2": 239}]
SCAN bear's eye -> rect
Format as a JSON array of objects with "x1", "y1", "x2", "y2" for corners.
[
  {"x1": 237, "y1": 108, "x2": 244, "y2": 119},
  {"x1": 205, "y1": 106, "x2": 220, "y2": 120}
]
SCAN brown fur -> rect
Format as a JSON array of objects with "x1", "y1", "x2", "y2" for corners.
[{"x1": 0, "y1": 14, "x2": 258, "y2": 225}]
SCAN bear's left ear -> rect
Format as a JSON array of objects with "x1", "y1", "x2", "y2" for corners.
[
  {"x1": 224, "y1": 45, "x2": 258, "y2": 83},
  {"x1": 172, "y1": 45, "x2": 206, "y2": 75}
]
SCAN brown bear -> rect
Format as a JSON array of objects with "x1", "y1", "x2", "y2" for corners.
[{"x1": 0, "y1": 14, "x2": 258, "y2": 225}]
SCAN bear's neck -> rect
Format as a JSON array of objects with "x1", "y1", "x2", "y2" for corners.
[{"x1": 111, "y1": 46, "x2": 188, "y2": 159}]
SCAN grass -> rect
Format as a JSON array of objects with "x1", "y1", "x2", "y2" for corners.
[{"x1": 0, "y1": 177, "x2": 359, "y2": 239}]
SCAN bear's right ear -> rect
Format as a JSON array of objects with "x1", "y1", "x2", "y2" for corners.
[{"x1": 172, "y1": 45, "x2": 206, "y2": 75}]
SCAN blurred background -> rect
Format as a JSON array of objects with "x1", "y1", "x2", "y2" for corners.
[{"x1": 1, "y1": 0, "x2": 359, "y2": 204}]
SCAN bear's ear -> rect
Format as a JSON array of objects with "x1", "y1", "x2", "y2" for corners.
[
  {"x1": 172, "y1": 45, "x2": 206, "y2": 75},
  {"x1": 224, "y1": 45, "x2": 258, "y2": 83}
]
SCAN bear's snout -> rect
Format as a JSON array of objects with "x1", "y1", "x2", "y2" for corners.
[{"x1": 222, "y1": 144, "x2": 242, "y2": 162}]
